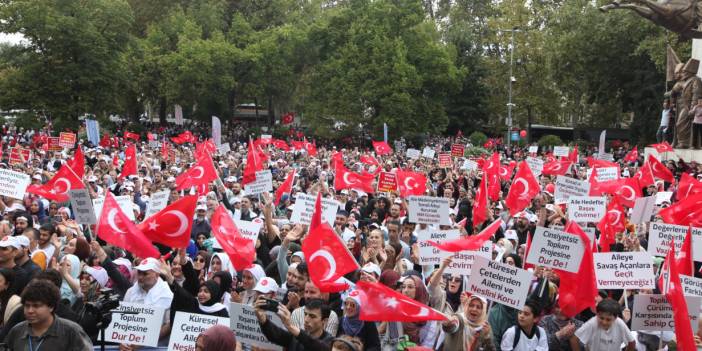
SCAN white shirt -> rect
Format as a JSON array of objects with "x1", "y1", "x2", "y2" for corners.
[
  {"x1": 660, "y1": 109, "x2": 671, "y2": 127},
  {"x1": 124, "y1": 277, "x2": 174, "y2": 311},
  {"x1": 576, "y1": 317, "x2": 634, "y2": 351},
  {"x1": 500, "y1": 325, "x2": 548, "y2": 351}
]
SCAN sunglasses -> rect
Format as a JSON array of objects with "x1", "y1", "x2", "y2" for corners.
[{"x1": 195, "y1": 257, "x2": 206, "y2": 263}]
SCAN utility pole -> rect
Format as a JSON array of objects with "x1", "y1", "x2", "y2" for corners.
[{"x1": 501, "y1": 28, "x2": 520, "y2": 149}]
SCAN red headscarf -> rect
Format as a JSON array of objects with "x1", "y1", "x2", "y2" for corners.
[{"x1": 197, "y1": 325, "x2": 236, "y2": 351}]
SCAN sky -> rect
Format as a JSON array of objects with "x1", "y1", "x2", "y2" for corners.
[{"x1": 0, "y1": 33, "x2": 24, "y2": 45}]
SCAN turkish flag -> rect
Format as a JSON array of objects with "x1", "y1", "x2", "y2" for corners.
[
  {"x1": 195, "y1": 140, "x2": 217, "y2": 159},
  {"x1": 428, "y1": 219, "x2": 502, "y2": 252},
  {"x1": 498, "y1": 164, "x2": 515, "y2": 181},
  {"x1": 96, "y1": 192, "x2": 159, "y2": 259},
  {"x1": 356, "y1": 281, "x2": 447, "y2": 322},
  {"x1": 395, "y1": 170, "x2": 427, "y2": 198},
  {"x1": 100, "y1": 134, "x2": 112, "y2": 148},
  {"x1": 647, "y1": 155, "x2": 674, "y2": 183},
  {"x1": 67, "y1": 146, "x2": 85, "y2": 179},
  {"x1": 137, "y1": 195, "x2": 197, "y2": 248},
  {"x1": 614, "y1": 177, "x2": 642, "y2": 208},
  {"x1": 303, "y1": 220, "x2": 359, "y2": 293},
  {"x1": 523, "y1": 232, "x2": 534, "y2": 271},
  {"x1": 272, "y1": 139, "x2": 290, "y2": 152},
  {"x1": 147, "y1": 132, "x2": 156, "y2": 141},
  {"x1": 542, "y1": 160, "x2": 571, "y2": 176},
  {"x1": 483, "y1": 152, "x2": 501, "y2": 202},
  {"x1": 360, "y1": 154, "x2": 380, "y2": 167},
  {"x1": 624, "y1": 146, "x2": 639, "y2": 163},
  {"x1": 335, "y1": 163, "x2": 375, "y2": 194},
  {"x1": 274, "y1": 169, "x2": 296, "y2": 206},
  {"x1": 211, "y1": 205, "x2": 255, "y2": 271},
  {"x1": 302, "y1": 138, "x2": 317, "y2": 156},
  {"x1": 290, "y1": 140, "x2": 304, "y2": 150},
  {"x1": 171, "y1": 135, "x2": 185, "y2": 144},
  {"x1": 649, "y1": 141, "x2": 675, "y2": 154},
  {"x1": 281, "y1": 112, "x2": 294, "y2": 125},
  {"x1": 662, "y1": 240, "x2": 696, "y2": 351},
  {"x1": 586, "y1": 157, "x2": 618, "y2": 169},
  {"x1": 310, "y1": 192, "x2": 323, "y2": 231},
  {"x1": 27, "y1": 163, "x2": 85, "y2": 202},
  {"x1": 124, "y1": 131, "x2": 140, "y2": 141},
  {"x1": 634, "y1": 161, "x2": 656, "y2": 187},
  {"x1": 372, "y1": 141, "x2": 392, "y2": 156},
  {"x1": 568, "y1": 146, "x2": 579, "y2": 164},
  {"x1": 596, "y1": 197, "x2": 626, "y2": 252},
  {"x1": 472, "y1": 176, "x2": 489, "y2": 227},
  {"x1": 175, "y1": 154, "x2": 218, "y2": 191},
  {"x1": 679, "y1": 172, "x2": 702, "y2": 198},
  {"x1": 557, "y1": 221, "x2": 597, "y2": 318},
  {"x1": 676, "y1": 227, "x2": 695, "y2": 277},
  {"x1": 660, "y1": 193, "x2": 702, "y2": 227},
  {"x1": 119, "y1": 144, "x2": 138, "y2": 180},
  {"x1": 242, "y1": 140, "x2": 263, "y2": 186},
  {"x1": 588, "y1": 168, "x2": 617, "y2": 196},
  {"x1": 161, "y1": 139, "x2": 170, "y2": 159},
  {"x1": 505, "y1": 161, "x2": 540, "y2": 216},
  {"x1": 330, "y1": 152, "x2": 343, "y2": 170}
]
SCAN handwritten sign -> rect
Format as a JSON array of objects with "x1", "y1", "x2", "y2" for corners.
[
  {"x1": 377, "y1": 172, "x2": 397, "y2": 193},
  {"x1": 69, "y1": 189, "x2": 97, "y2": 225},
  {"x1": 631, "y1": 294, "x2": 700, "y2": 332},
  {"x1": 647, "y1": 222, "x2": 702, "y2": 260},
  {"x1": 527, "y1": 227, "x2": 584, "y2": 273},
  {"x1": 567, "y1": 196, "x2": 606, "y2": 223},
  {"x1": 408, "y1": 196, "x2": 451, "y2": 226},
  {"x1": 553, "y1": 146, "x2": 570, "y2": 157},
  {"x1": 93, "y1": 195, "x2": 136, "y2": 221},
  {"x1": 290, "y1": 193, "x2": 340, "y2": 225},
  {"x1": 168, "y1": 312, "x2": 230, "y2": 351},
  {"x1": 554, "y1": 176, "x2": 590, "y2": 203},
  {"x1": 229, "y1": 303, "x2": 283, "y2": 351},
  {"x1": 105, "y1": 302, "x2": 165, "y2": 347},
  {"x1": 0, "y1": 169, "x2": 30, "y2": 200},
  {"x1": 59, "y1": 132, "x2": 77, "y2": 148},
  {"x1": 417, "y1": 229, "x2": 460, "y2": 265},
  {"x1": 145, "y1": 190, "x2": 170, "y2": 219},
  {"x1": 451, "y1": 144, "x2": 465, "y2": 157},
  {"x1": 244, "y1": 170, "x2": 273, "y2": 196},
  {"x1": 526, "y1": 157, "x2": 543, "y2": 177},
  {"x1": 467, "y1": 256, "x2": 533, "y2": 310},
  {"x1": 594, "y1": 252, "x2": 655, "y2": 290}
]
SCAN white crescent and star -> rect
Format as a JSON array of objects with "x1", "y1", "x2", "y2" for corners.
[
  {"x1": 608, "y1": 210, "x2": 622, "y2": 225},
  {"x1": 309, "y1": 249, "x2": 337, "y2": 281},
  {"x1": 53, "y1": 178, "x2": 71, "y2": 194},
  {"x1": 192, "y1": 166, "x2": 205, "y2": 179},
  {"x1": 343, "y1": 172, "x2": 357, "y2": 186},
  {"x1": 107, "y1": 209, "x2": 126, "y2": 234},
  {"x1": 162, "y1": 210, "x2": 188, "y2": 237},
  {"x1": 404, "y1": 177, "x2": 417, "y2": 191},
  {"x1": 514, "y1": 178, "x2": 529, "y2": 197},
  {"x1": 620, "y1": 186, "x2": 635, "y2": 201}
]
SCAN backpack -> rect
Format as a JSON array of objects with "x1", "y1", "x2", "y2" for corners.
[{"x1": 512, "y1": 325, "x2": 540, "y2": 349}]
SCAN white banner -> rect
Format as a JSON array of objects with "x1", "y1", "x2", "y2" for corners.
[
  {"x1": 526, "y1": 157, "x2": 544, "y2": 177},
  {"x1": 218, "y1": 142, "x2": 231, "y2": 154},
  {"x1": 587, "y1": 167, "x2": 618, "y2": 182},
  {"x1": 175, "y1": 105, "x2": 184, "y2": 125},
  {"x1": 105, "y1": 302, "x2": 165, "y2": 347},
  {"x1": 554, "y1": 176, "x2": 590, "y2": 203},
  {"x1": 417, "y1": 229, "x2": 460, "y2": 265},
  {"x1": 168, "y1": 312, "x2": 230, "y2": 351},
  {"x1": 244, "y1": 170, "x2": 273, "y2": 196},
  {"x1": 553, "y1": 146, "x2": 570, "y2": 157},
  {"x1": 408, "y1": 196, "x2": 451, "y2": 225},
  {"x1": 212, "y1": 116, "x2": 222, "y2": 147},
  {"x1": 145, "y1": 190, "x2": 170, "y2": 219},
  {"x1": 467, "y1": 256, "x2": 533, "y2": 310},
  {"x1": 647, "y1": 222, "x2": 702, "y2": 260},
  {"x1": 0, "y1": 169, "x2": 30, "y2": 200},
  {"x1": 594, "y1": 252, "x2": 655, "y2": 290},
  {"x1": 527, "y1": 227, "x2": 584, "y2": 273},
  {"x1": 598, "y1": 130, "x2": 606, "y2": 156},
  {"x1": 229, "y1": 303, "x2": 283, "y2": 350},
  {"x1": 422, "y1": 147, "x2": 435, "y2": 159},
  {"x1": 528, "y1": 145, "x2": 538, "y2": 154},
  {"x1": 290, "y1": 193, "x2": 340, "y2": 225},
  {"x1": 631, "y1": 294, "x2": 700, "y2": 332},
  {"x1": 69, "y1": 189, "x2": 97, "y2": 225},
  {"x1": 406, "y1": 148, "x2": 420, "y2": 159},
  {"x1": 461, "y1": 159, "x2": 479, "y2": 171},
  {"x1": 681, "y1": 275, "x2": 702, "y2": 297},
  {"x1": 567, "y1": 196, "x2": 606, "y2": 223},
  {"x1": 93, "y1": 195, "x2": 135, "y2": 221}
]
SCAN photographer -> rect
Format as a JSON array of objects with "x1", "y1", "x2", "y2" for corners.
[{"x1": 255, "y1": 297, "x2": 334, "y2": 351}]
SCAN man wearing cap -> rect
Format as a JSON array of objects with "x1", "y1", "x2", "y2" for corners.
[
  {"x1": 191, "y1": 204, "x2": 211, "y2": 240},
  {"x1": 15, "y1": 231, "x2": 40, "y2": 278},
  {"x1": 0, "y1": 236, "x2": 29, "y2": 295},
  {"x1": 234, "y1": 196, "x2": 259, "y2": 222}
]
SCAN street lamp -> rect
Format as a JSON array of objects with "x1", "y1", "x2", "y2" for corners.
[{"x1": 500, "y1": 28, "x2": 520, "y2": 148}]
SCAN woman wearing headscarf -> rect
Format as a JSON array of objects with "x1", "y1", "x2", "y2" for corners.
[
  {"x1": 337, "y1": 291, "x2": 381, "y2": 351},
  {"x1": 28, "y1": 198, "x2": 47, "y2": 225},
  {"x1": 232, "y1": 264, "x2": 265, "y2": 305},
  {"x1": 196, "y1": 324, "x2": 238, "y2": 351},
  {"x1": 391, "y1": 275, "x2": 440, "y2": 348},
  {"x1": 441, "y1": 294, "x2": 495, "y2": 351},
  {"x1": 162, "y1": 263, "x2": 229, "y2": 318},
  {"x1": 59, "y1": 254, "x2": 81, "y2": 306},
  {"x1": 212, "y1": 271, "x2": 233, "y2": 304}
]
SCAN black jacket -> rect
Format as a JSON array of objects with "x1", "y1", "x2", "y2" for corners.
[{"x1": 260, "y1": 318, "x2": 333, "y2": 351}]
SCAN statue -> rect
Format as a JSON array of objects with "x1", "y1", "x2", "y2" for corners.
[
  {"x1": 670, "y1": 58, "x2": 702, "y2": 148},
  {"x1": 600, "y1": 0, "x2": 702, "y2": 39}
]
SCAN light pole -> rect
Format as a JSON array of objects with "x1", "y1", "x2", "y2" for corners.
[{"x1": 501, "y1": 28, "x2": 520, "y2": 149}]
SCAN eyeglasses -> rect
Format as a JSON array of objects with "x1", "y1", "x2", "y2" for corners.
[
  {"x1": 195, "y1": 257, "x2": 206, "y2": 263},
  {"x1": 450, "y1": 277, "x2": 462, "y2": 283}
]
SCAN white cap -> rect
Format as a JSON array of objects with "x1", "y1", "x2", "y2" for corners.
[
  {"x1": 135, "y1": 257, "x2": 160, "y2": 273},
  {"x1": 32, "y1": 174, "x2": 42, "y2": 181},
  {"x1": 225, "y1": 176, "x2": 237, "y2": 183},
  {"x1": 143, "y1": 176, "x2": 153, "y2": 183},
  {"x1": 253, "y1": 277, "x2": 279, "y2": 294},
  {"x1": 504, "y1": 230, "x2": 518, "y2": 241},
  {"x1": 87, "y1": 175, "x2": 98, "y2": 182},
  {"x1": 14, "y1": 235, "x2": 30, "y2": 248},
  {"x1": 362, "y1": 262, "x2": 381, "y2": 277},
  {"x1": 196, "y1": 204, "x2": 207, "y2": 211},
  {"x1": 0, "y1": 236, "x2": 20, "y2": 249},
  {"x1": 167, "y1": 176, "x2": 176, "y2": 182}
]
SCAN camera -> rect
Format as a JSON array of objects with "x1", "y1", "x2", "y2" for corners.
[
  {"x1": 261, "y1": 297, "x2": 279, "y2": 312},
  {"x1": 79, "y1": 288, "x2": 121, "y2": 340}
]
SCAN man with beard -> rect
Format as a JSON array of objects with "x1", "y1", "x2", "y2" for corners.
[
  {"x1": 15, "y1": 231, "x2": 40, "y2": 277},
  {"x1": 34, "y1": 224, "x2": 57, "y2": 260},
  {"x1": 235, "y1": 196, "x2": 259, "y2": 222},
  {"x1": 190, "y1": 204, "x2": 211, "y2": 240},
  {"x1": 12, "y1": 213, "x2": 32, "y2": 236},
  {"x1": 0, "y1": 236, "x2": 29, "y2": 295}
]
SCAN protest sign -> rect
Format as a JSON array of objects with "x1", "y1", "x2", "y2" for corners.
[
  {"x1": 647, "y1": 222, "x2": 702, "y2": 260},
  {"x1": 553, "y1": 146, "x2": 570, "y2": 157},
  {"x1": 631, "y1": 196, "x2": 656, "y2": 224},
  {"x1": 526, "y1": 157, "x2": 543, "y2": 177},
  {"x1": 417, "y1": 229, "x2": 460, "y2": 265},
  {"x1": 526, "y1": 227, "x2": 585, "y2": 273},
  {"x1": 680, "y1": 275, "x2": 702, "y2": 297},
  {"x1": 0, "y1": 169, "x2": 30, "y2": 200},
  {"x1": 229, "y1": 303, "x2": 283, "y2": 351},
  {"x1": 461, "y1": 159, "x2": 479, "y2": 171},
  {"x1": 656, "y1": 191, "x2": 673, "y2": 205},
  {"x1": 528, "y1": 145, "x2": 538, "y2": 154},
  {"x1": 554, "y1": 176, "x2": 590, "y2": 203},
  {"x1": 444, "y1": 242, "x2": 492, "y2": 276},
  {"x1": 631, "y1": 294, "x2": 700, "y2": 332},
  {"x1": 93, "y1": 195, "x2": 136, "y2": 221},
  {"x1": 145, "y1": 190, "x2": 170, "y2": 219},
  {"x1": 567, "y1": 196, "x2": 606, "y2": 223},
  {"x1": 168, "y1": 312, "x2": 230, "y2": 351},
  {"x1": 244, "y1": 170, "x2": 273, "y2": 196},
  {"x1": 597, "y1": 153, "x2": 615, "y2": 162},
  {"x1": 235, "y1": 218, "x2": 263, "y2": 242},
  {"x1": 47, "y1": 137, "x2": 62, "y2": 151},
  {"x1": 218, "y1": 142, "x2": 231, "y2": 153},
  {"x1": 59, "y1": 132, "x2": 76, "y2": 148},
  {"x1": 586, "y1": 167, "x2": 618, "y2": 182},
  {"x1": 377, "y1": 172, "x2": 397, "y2": 193},
  {"x1": 9, "y1": 147, "x2": 30, "y2": 165},
  {"x1": 594, "y1": 252, "x2": 655, "y2": 289},
  {"x1": 438, "y1": 153, "x2": 452, "y2": 168},
  {"x1": 467, "y1": 256, "x2": 533, "y2": 310},
  {"x1": 451, "y1": 144, "x2": 465, "y2": 157},
  {"x1": 105, "y1": 302, "x2": 165, "y2": 347},
  {"x1": 422, "y1": 147, "x2": 435, "y2": 159},
  {"x1": 69, "y1": 189, "x2": 97, "y2": 225},
  {"x1": 406, "y1": 148, "x2": 420, "y2": 159},
  {"x1": 290, "y1": 193, "x2": 340, "y2": 225},
  {"x1": 408, "y1": 196, "x2": 451, "y2": 226}
]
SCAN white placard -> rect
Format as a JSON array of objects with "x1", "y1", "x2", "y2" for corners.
[
  {"x1": 582, "y1": 227, "x2": 597, "y2": 246},
  {"x1": 417, "y1": 229, "x2": 460, "y2": 265},
  {"x1": 289, "y1": 193, "x2": 340, "y2": 225},
  {"x1": 406, "y1": 149, "x2": 420, "y2": 159},
  {"x1": 586, "y1": 167, "x2": 618, "y2": 182},
  {"x1": 656, "y1": 191, "x2": 673, "y2": 205},
  {"x1": 105, "y1": 302, "x2": 165, "y2": 347},
  {"x1": 445, "y1": 242, "x2": 493, "y2": 276},
  {"x1": 596, "y1": 153, "x2": 614, "y2": 162},
  {"x1": 235, "y1": 218, "x2": 263, "y2": 242},
  {"x1": 0, "y1": 169, "x2": 30, "y2": 200},
  {"x1": 631, "y1": 196, "x2": 656, "y2": 224},
  {"x1": 594, "y1": 252, "x2": 655, "y2": 290},
  {"x1": 553, "y1": 146, "x2": 570, "y2": 157},
  {"x1": 554, "y1": 176, "x2": 590, "y2": 203},
  {"x1": 93, "y1": 195, "x2": 136, "y2": 221},
  {"x1": 647, "y1": 222, "x2": 702, "y2": 260},
  {"x1": 422, "y1": 147, "x2": 435, "y2": 159},
  {"x1": 461, "y1": 160, "x2": 479, "y2": 171},
  {"x1": 261, "y1": 134, "x2": 272, "y2": 140},
  {"x1": 681, "y1": 275, "x2": 702, "y2": 297},
  {"x1": 528, "y1": 146, "x2": 538, "y2": 154},
  {"x1": 69, "y1": 189, "x2": 97, "y2": 225},
  {"x1": 145, "y1": 189, "x2": 170, "y2": 219},
  {"x1": 168, "y1": 312, "x2": 230, "y2": 351},
  {"x1": 567, "y1": 196, "x2": 606, "y2": 223},
  {"x1": 527, "y1": 227, "x2": 584, "y2": 273},
  {"x1": 244, "y1": 170, "x2": 273, "y2": 196},
  {"x1": 408, "y1": 196, "x2": 451, "y2": 225},
  {"x1": 631, "y1": 294, "x2": 700, "y2": 332},
  {"x1": 466, "y1": 256, "x2": 533, "y2": 310},
  {"x1": 229, "y1": 303, "x2": 283, "y2": 351},
  {"x1": 218, "y1": 142, "x2": 231, "y2": 153},
  {"x1": 526, "y1": 157, "x2": 544, "y2": 177}
]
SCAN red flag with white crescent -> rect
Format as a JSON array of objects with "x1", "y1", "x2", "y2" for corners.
[
  {"x1": 505, "y1": 161, "x2": 540, "y2": 216},
  {"x1": 96, "y1": 192, "x2": 159, "y2": 259},
  {"x1": 356, "y1": 281, "x2": 447, "y2": 322},
  {"x1": 175, "y1": 154, "x2": 218, "y2": 191},
  {"x1": 211, "y1": 205, "x2": 255, "y2": 272},
  {"x1": 26, "y1": 163, "x2": 84, "y2": 202},
  {"x1": 137, "y1": 195, "x2": 198, "y2": 248},
  {"x1": 395, "y1": 170, "x2": 427, "y2": 198}
]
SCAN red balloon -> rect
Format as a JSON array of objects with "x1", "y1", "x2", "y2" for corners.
[{"x1": 520, "y1": 130, "x2": 527, "y2": 138}]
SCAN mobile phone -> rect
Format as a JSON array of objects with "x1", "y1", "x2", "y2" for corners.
[
  {"x1": 261, "y1": 297, "x2": 279, "y2": 312},
  {"x1": 52, "y1": 215, "x2": 62, "y2": 223}
]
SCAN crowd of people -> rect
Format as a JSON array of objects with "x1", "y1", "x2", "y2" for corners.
[{"x1": 0, "y1": 120, "x2": 699, "y2": 351}]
